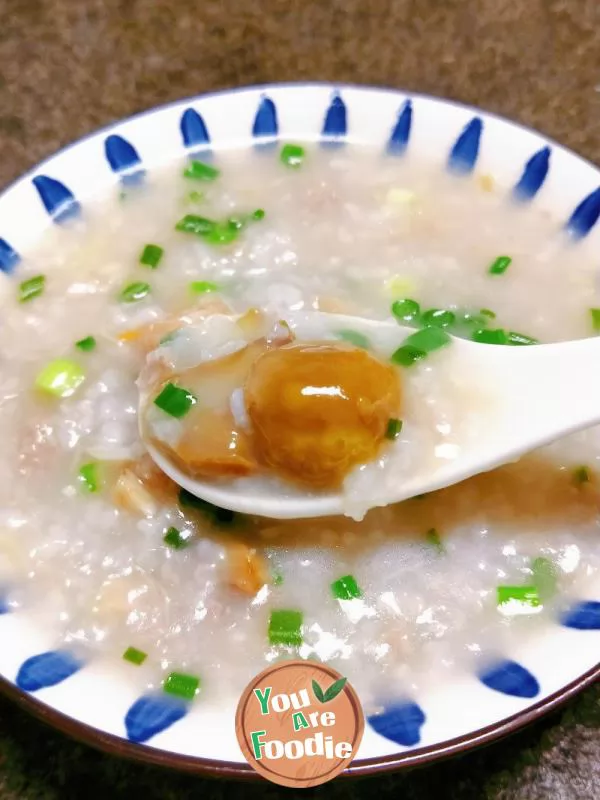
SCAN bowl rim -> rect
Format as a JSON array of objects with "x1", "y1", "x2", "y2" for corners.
[{"x1": 1, "y1": 80, "x2": 599, "y2": 780}]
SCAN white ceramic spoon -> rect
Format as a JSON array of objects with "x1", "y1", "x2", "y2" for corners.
[{"x1": 142, "y1": 311, "x2": 600, "y2": 520}]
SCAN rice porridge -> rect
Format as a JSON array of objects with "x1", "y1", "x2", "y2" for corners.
[{"x1": 1, "y1": 144, "x2": 599, "y2": 710}]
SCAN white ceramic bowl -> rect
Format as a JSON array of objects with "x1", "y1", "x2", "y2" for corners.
[{"x1": 0, "y1": 84, "x2": 599, "y2": 778}]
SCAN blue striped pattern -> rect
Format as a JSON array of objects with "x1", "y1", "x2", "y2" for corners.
[
  {"x1": 0, "y1": 238, "x2": 19, "y2": 274},
  {"x1": 388, "y1": 99, "x2": 412, "y2": 155},
  {"x1": 125, "y1": 694, "x2": 188, "y2": 743},
  {"x1": 566, "y1": 188, "x2": 600, "y2": 239},
  {"x1": 368, "y1": 701, "x2": 426, "y2": 746},
  {"x1": 180, "y1": 108, "x2": 211, "y2": 150},
  {"x1": 561, "y1": 600, "x2": 600, "y2": 630},
  {"x1": 322, "y1": 93, "x2": 347, "y2": 144},
  {"x1": 252, "y1": 96, "x2": 278, "y2": 142},
  {"x1": 513, "y1": 147, "x2": 551, "y2": 201},
  {"x1": 448, "y1": 117, "x2": 483, "y2": 175},
  {"x1": 478, "y1": 659, "x2": 540, "y2": 699},
  {"x1": 16, "y1": 650, "x2": 84, "y2": 692},
  {"x1": 104, "y1": 135, "x2": 144, "y2": 184},
  {"x1": 32, "y1": 176, "x2": 80, "y2": 222}
]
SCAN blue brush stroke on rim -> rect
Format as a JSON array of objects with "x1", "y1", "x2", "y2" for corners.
[
  {"x1": 387, "y1": 99, "x2": 412, "y2": 155},
  {"x1": 566, "y1": 187, "x2": 600, "y2": 239},
  {"x1": 125, "y1": 694, "x2": 188, "y2": 744},
  {"x1": 321, "y1": 93, "x2": 347, "y2": 145},
  {"x1": 561, "y1": 600, "x2": 600, "y2": 630},
  {"x1": 0, "y1": 592, "x2": 9, "y2": 614},
  {"x1": 367, "y1": 701, "x2": 426, "y2": 746},
  {"x1": 512, "y1": 146, "x2": 551, "y2": 201},
  {"x1": 16, "y1": 650, "x2": 84, "y2": 692},
  {"x1": 447, "y1": 117, "x2": 483, "y2": 175},
  {"x1": 104, "y1": 135, "x2": 144, "y2": 185},
  {"x1": 252, "y1": 96, "x2": 278, "y2": 143},
  {"x1": 479, "y1": 659, "x2": 540, "y2": 699},
  {"x1": 180, "y1": 108, "x2": 211, "y2": 151},
  {"x1": 0, "y1": 238, "x2": 19, "y2": 274},
  {"x1": 32, "y1": 176, "x2": 80, "y2": 222}
]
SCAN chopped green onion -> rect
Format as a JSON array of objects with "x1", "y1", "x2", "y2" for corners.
[
  {"x1": 472, "y1": 328, "x2": 509, "y2": 345},
  {"x1": 139, "y1": 244, "x2": 164, "y2": 269},
  {"x1": 268, "y1": 609, "x2": 303, "y2": 646},
  {"x1": 183, "y1": 160, "x2": 220, "y2": 182},
  {"x1": 335, "y1": 329, "x2": 371, "y2": 349},
  {"x1": 154, "y1": 382, "x2": 197, "y2": 418},
  {"x1": 119, "y1": 281, "x2": 151, "y2": 303},
  {"x1": 488, "y1": 255, "x2": 512, "y2": 275},
  {"x1": 573, "y1": 465, "x2": 591, "y2": 485},
  {"x1": 391, "y1": 326, "x2": 451, "y2": 367},
  {"x1": 175, "y1": 214, "x2": 216, "y2": 235},
  {"x1": 421, "y1": 308, "x2": 456, "y2": 328},
  {"x1": 391, "y1": 298, "x2": 420, "y2": 323},
  {"x1": 163, "y1": 526, "x2": 190, "y2": 550},
  {"x1": 187, "y1": 190, "x2": 204, "y2": 203},
  {"x1": 280, "y1": 144, "x2": 305, "y2": 168},
  {"x1": 331, "y1": 575, "x2": 362, "y2": 600},
  {"x1": 272, "y1": 571, "x2": 284, "y2": 586},
  {"x1": 78, "y1": 462, "x2": 100, "y2": 493},
  {"x1": 75, "y1": 336, "x2": 96, "y2": 352},
  {"x1": 480, "y1": 308, "x2": 496, "y2": 319},
  {"x1": 189, "y1": 280, "x2": 219, "y2": 294},
  {"x1": 590, "y1": 308, "x2": 600, "y2": 332},
  {"x1": 178, "y1": 488, "x2": 235, "y2": 523},
  {"x1": 204, "y1": 222, "x2": 239, "y2": 245},
  {"x1": 123, "y1": 646, "x2": 147, "y2": 666},
  {"x1": 35, "y1": 359, "x2": 85, "y2": 398},
  {"x1": 385, "y1": 418, "x2": 403, "y2": 440},
  {"x1": 507, "y1": 331, "x2": 538, "y2": 346},
  {"x1": 497, "y1": 585, "x2": 541, "y2": 608},
  {"x1": 19, "y1": 275, "x2": 45, "y2": 303},
  {"x1": 252, "y1": 208, "x2": 265, "y2": 220},
  {"x1": 531, "y1": 557, "x2": 557, "y2": 600},
  {"x1": 425, "y1": 528, "x2": 445, "y2": 553},
  {"x1": 163, "y1": 671, "x2": 200, "y2": 700}
]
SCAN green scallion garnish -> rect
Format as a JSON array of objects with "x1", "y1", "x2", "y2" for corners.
[
  {"x1": 480, "y1": 308, "x2": 496, "y2": 319},
  {"x1": 35, "y1": 359, "x2": 86, "y2": 398},
  {"x1": 507, "y1": 331, "x2": 538, "y2": 346},
  {"x1": 385, "y1": 418, "x2": 403, "y2": 440},
  {"x1": 573, "y1": 465, "x2": 591, "y2": 485},
  {"x1": 280, "y1": 144, "x2": 305, "y2": 168},
  {"x1": 335, "y1": 329, "x2": 371, "y2": 349},
  {"x1": 187, "y1": 190, "x2": 204, "y2": 203},
  {"x1": 153, "y1": 382, "x2": 197, "y2": 418},
  {"x1": 189, "y1": 280, "x2": 219, "y2": 294},
  {"x1": 252, "y1": 208, "x2": 266, "y2": 220},
  {"x1": 19, "y1": 274, "x2": 45, "y2": 303},
  {"x1": 268, "y1": 609, "x2": 303, "y2": 646},
  {"x1": 421, "y1": 308, "x2": 456, "y2": 328},
  {"x1": 531, "y1": 557, "x2": 557, "y2": 600},
  {"x1": 272, "y1": 571, "x2": 284, "y2": 586},
  {"x1": 163, "y1": 526, "x2": 189, "y2": 550},
  {"x1": 471, "y1": 328, "x2": 509, "y2": 345},
  {"x1": 425, "y1": 528, "x2": 444, "y2": 553},
  {"x1": 139, "y1": 243, "x2": 164, "y2": 269},
  {"x1": 175, "y1": 214, "x2": 216, "y2": 235},
  {"x1": 78, "y1": 462, "x2": 100, "y2": 493},
  {"x1": 391, "y1": 326, "x2": 451, "y2": 367},
  {"x1": 391, "y1": 298, "x2": 420, "y2": 323},
  {"x1": 203, "y1": 222, "x2": 239, "y2": 245},
  {"x1": 497, "y1": 585, "x2": 540, "y2": 609},
  {"x1": 119, "y1": 281, "x2": 151, "y2": 303},
  {"x1": 590, "y1": 308, "x2": 600, "y2": 332},
  {"x1": 183, "y1": 160, "x2": 220, "y2": 182},
  {"x1": 488, "y1": 255, "x2": 512, "y2": 275},
  {"x1": 123, "y1": 646, "x2": 147, "y2": 666},
  {"x1": 163, "y1": 671, "x2": 200, "y2": 700},
  {"x1": 75, "y1": 336, "x2": 96, "y2": 352},
  {"x1": 331, "y1": 575, "x2": 362, "y2": 600}
]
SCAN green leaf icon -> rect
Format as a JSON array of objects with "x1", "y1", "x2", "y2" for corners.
[
  {"x1": 323, "y1": 677, "x2": 347, "y2": 702},
  {"x1": 312, "y1": 679, "x2": 325, "y2": 703}
]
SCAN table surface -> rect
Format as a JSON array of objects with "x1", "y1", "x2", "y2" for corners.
[{"x1": 1, "y1": 1, "x2": 599, "y2": 798}]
